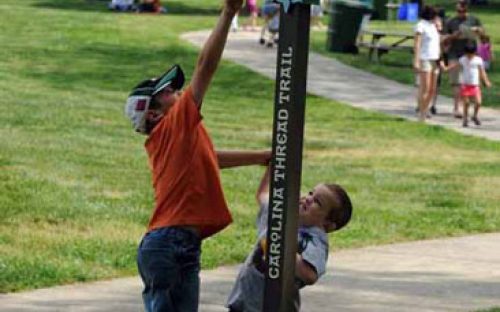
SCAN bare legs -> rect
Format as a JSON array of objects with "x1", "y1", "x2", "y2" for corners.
[
  {"x1": 463, "y1": 92, "x2": 482, "y2": 127},
  {"x1": 453, "y1": 85, "x2": 462, "y2": 118},
  {"x1": 448, "y1": 60, "x2": 462, "y2": 118},
  {"x1": 417, "y1": 70, "x2": 438, "y2": 121}
]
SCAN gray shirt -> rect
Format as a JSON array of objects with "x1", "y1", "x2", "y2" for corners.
[
  {"x1": 444, "y1": 15, "x2": 482, "y2": 59},
  {"x1": 226, "y1": 201, "x2": 329, "y2": 312}
]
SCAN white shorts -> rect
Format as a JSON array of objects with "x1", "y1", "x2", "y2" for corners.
[{"x1": 420, "y1": 60, "x2": 439, "y2": 74}]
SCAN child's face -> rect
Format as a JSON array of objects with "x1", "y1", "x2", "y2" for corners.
[
  {"x1": 465, "y1": 52, "x2": 475, "y2": 58},
  {"x1": 298, "y1": 184, "x2": 337, "y2": 229},
  {"x1": 154, "y1": 86, "x2": 182, "y2": 113},
  {"x1": 145, "y1": 87, "x2": 182, "y2": 132}
]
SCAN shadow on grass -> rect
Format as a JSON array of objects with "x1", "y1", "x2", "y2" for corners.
[
  {"x1": 33, "y1": 0, "x2": 221, "y2": 15},
  {"x1": 428, "y1": 0, "x2": 500, "y2": 12},
  {"x1": 32, "y1": 0, "x2": 109, "y2": 12},
  {"x1": 167, "y1": 2, "x2": 221, "y2": 15},
  {"x1": 473, "y1": 2, "x2": 500, "y2": 15},
  {"x1": 23, "y1": 43, "x2": 199, "y2": 92},
  {"x1": 350, "y1": 115, "x2": 406, "y2": 122}
]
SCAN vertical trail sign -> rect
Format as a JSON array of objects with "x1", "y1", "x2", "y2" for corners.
[{"x1": 264, "y1": 1, "x2": 318, "y2": 312}]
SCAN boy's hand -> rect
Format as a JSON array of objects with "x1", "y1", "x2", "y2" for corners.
[
  {"x1": 224, "y1": 0, "x2": 243, "y2": 15},
  {"x1": 413, "y1": 61, "x2": 420, "y2": 73},
  {"x1": 485, "y1": 80, "x2": 492, "y2": 88},
  {"x1": 263, "y1": 150, "x2": 272, "y2": 166}
]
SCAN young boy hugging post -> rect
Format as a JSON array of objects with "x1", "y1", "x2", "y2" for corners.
[{"x1": 226, "y1": 165, "x2": 353, "y2": 312}]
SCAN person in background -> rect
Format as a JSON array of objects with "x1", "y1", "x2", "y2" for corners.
[
  {"x1": 259, "y1": 0, "x2": 280, "y2": 45},
  {"x1": 243, "y1": 0, "x2": 259, "y2": 31},
  {"x1": 428, "y1": 7, "x2": 448, "y2": 115},
  {"x1": 413, "y1": 5, "x2": 441, "y2": 122},
  {"x1": 478, "y1": 34, "x2": 493, "y2": 71},
  {"x1": 137, "y1": 0, "x2": 166, "y2": 13},
  {"x1": 444, "y1": 41, "x2": 492, "y2": 127},
  {"x1": 310, "y1": 4, "x2": 325, "y2": 30},
  {"x1": 108, "y1": 0, "x2": 135, "y2": 11},
  {"x1": 443, "y1": 0, "x2": 483, "y2": 118},
  {"x1": 232, "y1": 11, "x2": 240, "y2": 32}
]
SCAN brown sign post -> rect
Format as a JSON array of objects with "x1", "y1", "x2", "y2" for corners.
[{"x1": 263, "y1": 1, "x2": 318, "y2": 311}]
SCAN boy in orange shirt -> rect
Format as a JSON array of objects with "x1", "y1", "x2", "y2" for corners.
[{"x1": 124, "y1": 0, "x2": 270, "y2": 311}]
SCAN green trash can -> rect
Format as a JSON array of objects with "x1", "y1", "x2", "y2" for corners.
[
  {"x1": 326, "y1": 0, "x2": 373, "y2": 54},
  {"x1": 372, "y1": 0, "x2": 388, "y2": 20}
]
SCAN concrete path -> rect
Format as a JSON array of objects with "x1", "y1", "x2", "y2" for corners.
[
  {"x1": 1, "y1": 233, "x2": 500, "y2": 311},
  {"x1": 181, "y1": 30, "x2": 500, "y2": 142}
]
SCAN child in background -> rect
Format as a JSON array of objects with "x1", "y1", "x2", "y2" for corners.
[
  {"x1": 259, "y1": 0, "x2": 279, "y2": 45},
  {"x1": 445, "y1": 41, "x2": 492, "y2": 127},
  {"x1": 226, "y1": 165, "x2": 353, "y2": 312},
  {"x1": 264, "y1": 12, "x2": 280, "y2": 47},
  {"x1": 108, "y1": 0, "x2": 135, "y2": 12},
  {"x1": 243, "y1": 0, "x2": 259, "y2": 31},
  {"x1": 478, "y1": 34, "x2": 493, "y2": 71},
  {"x1": 137, "y1": 0, "x2": 166, "y2": 13},
  {"x1": 232, "y1": 12, "x2": 240, "y2": 32},
  {"x1": 310, "y1": 4, "x2": 325, "y2": 30}
]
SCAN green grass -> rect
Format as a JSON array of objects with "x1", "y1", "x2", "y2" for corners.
[
  {"x1": 311, "y1": 1, "x2": 500, "y2": 108},
  {"x1": 475, "y1": 308, "x2": 500, "y2": 312},
  {"x1": 1, "y1": 0, "x2": 500, "y2": 293}
]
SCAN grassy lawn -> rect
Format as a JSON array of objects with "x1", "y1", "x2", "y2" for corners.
[
  {"x1": 311, "y1": 0, "x2": 500, "y2": 108},
  {"x1": 1, "y1": 0, "x2": 500, "y2": 292}
]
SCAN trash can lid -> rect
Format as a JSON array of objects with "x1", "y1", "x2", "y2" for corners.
[{"x1": 334, "y1": 0, "x2": 373, "y2": 9}]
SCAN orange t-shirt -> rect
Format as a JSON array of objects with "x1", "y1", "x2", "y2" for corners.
[{"x1": 144, "y1": 86, "x2": 232, "y2": 239}]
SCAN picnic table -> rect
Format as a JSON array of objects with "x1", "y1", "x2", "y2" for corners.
[{"x1": 357, "y1": 29, "x2": 414, "y2": 62}]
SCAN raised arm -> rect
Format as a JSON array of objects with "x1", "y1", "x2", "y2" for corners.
[
  {"x1": 216, "y1": 150, "x2": 271, "y2": 170},
  {"x1": 190, "y1": 0, "x2": 243, "y2": 106}
]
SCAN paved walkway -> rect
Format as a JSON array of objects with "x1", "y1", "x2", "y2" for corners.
[
  {"x1": 2, "y1": 233, "x2": 499, "y2": 311},
  {"x1": 181, "y1": 30, "x2": 500, "y2": 142}
]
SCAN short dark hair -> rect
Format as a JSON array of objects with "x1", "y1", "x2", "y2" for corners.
[
  {"x1": 436, "y1": 7, "x2": 446, "y2": 19},
  {"x1": 464, "y1": 40, "x2": 477, "y2": 54},
  {"x1": 480, "y1": 34, "x2": 490, "y2": 43},
  {"x1": 326, "y1": 184, "x2": 353, "y2": 232},
  {"x1": 457, "y1": 0, "x2": 468, "y2": 9},
  {"x1": 420, "y1": 5, "x2": 437, "y2": 20}
]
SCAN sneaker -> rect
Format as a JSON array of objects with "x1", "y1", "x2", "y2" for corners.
[
  {"x1": 430, "y1": 106, "x2": 437, "y2": 115},
  {"x1": 472, "y1": 116, "x2": 481, "y2": 126},
  {"x1": 454, "y1": 112, "x2": 463, "y2": 119},
  {"x1": 266, "y1": 42, "x2": 274, "y2": 48},
  {"x1": 259, "y1": 38, "x2": 265, "y2": 45},
  {"x1": 463, "y1": 120, "x2": 468, "y2": 127}
]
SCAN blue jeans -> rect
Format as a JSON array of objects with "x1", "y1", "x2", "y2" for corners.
[{"x1": 137, "y1": 227, "x2": 201, "y2": 312}]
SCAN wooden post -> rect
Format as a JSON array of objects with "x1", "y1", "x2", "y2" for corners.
[{"x1": 263, "y1": 1, "x2": 317, "y2": 311}]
